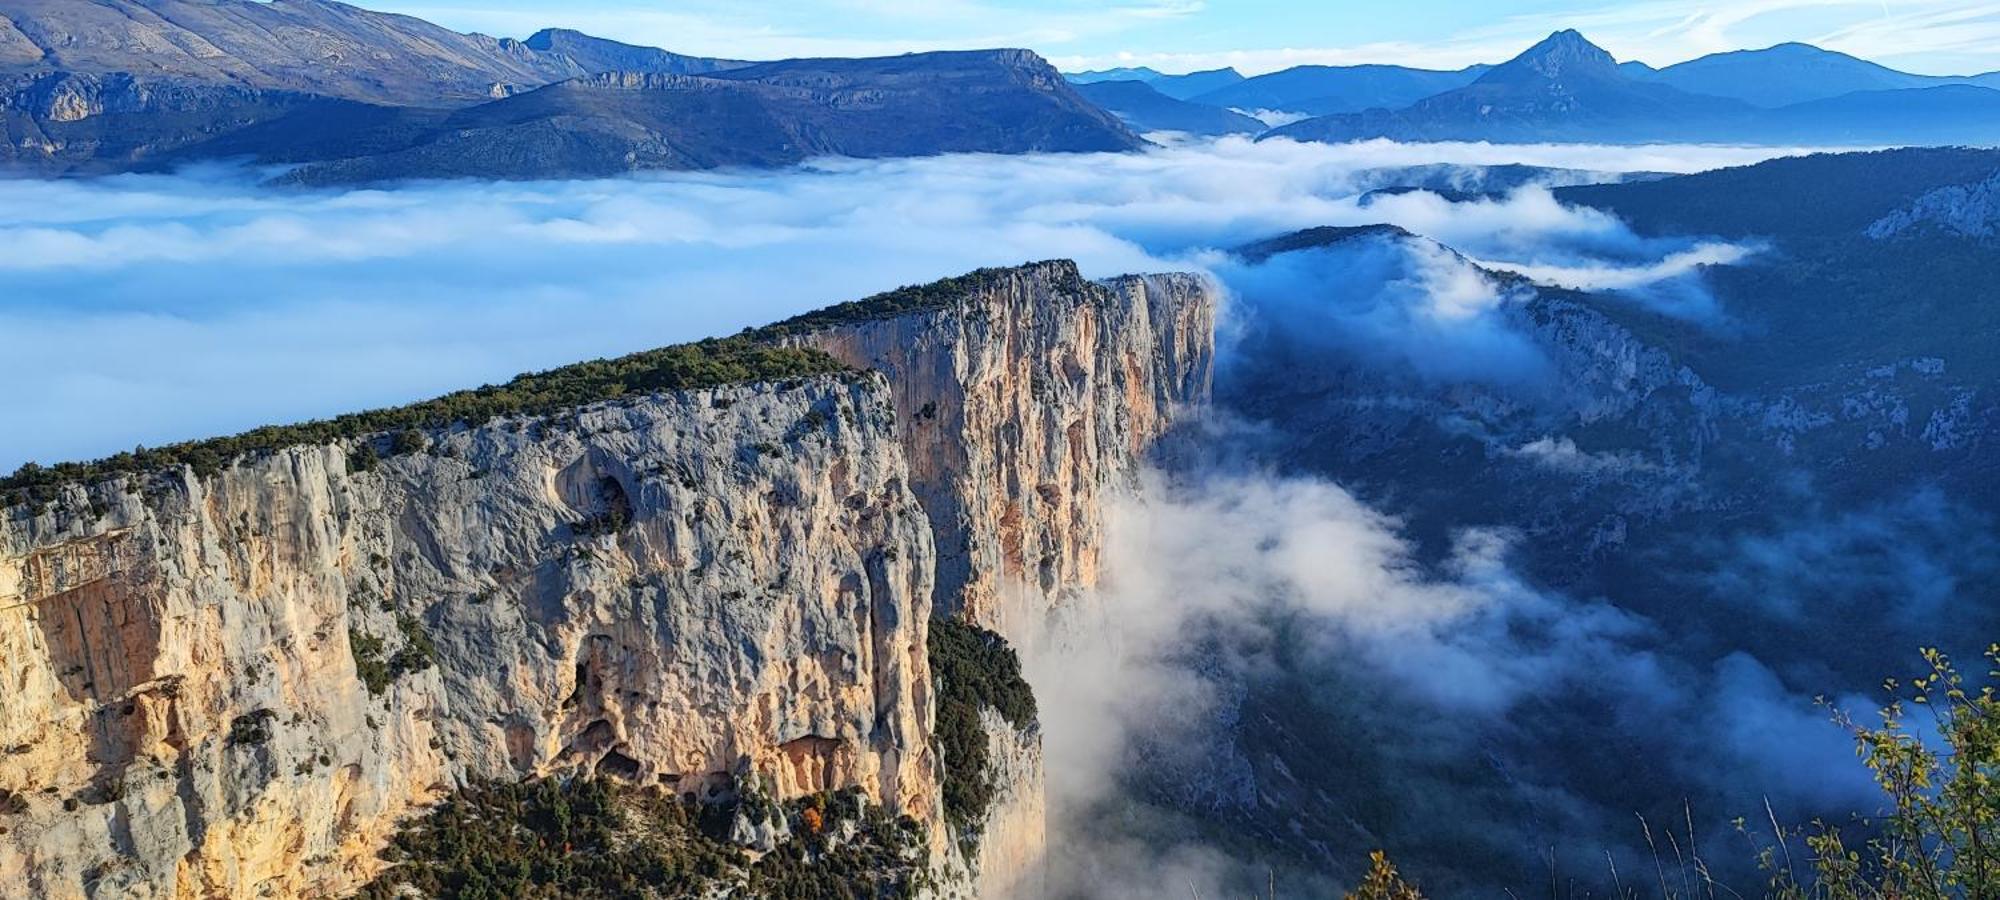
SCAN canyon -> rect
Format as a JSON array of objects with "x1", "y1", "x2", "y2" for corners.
[{"x1": 0, "y1": 261, "x2": 1217, "y2": 898}]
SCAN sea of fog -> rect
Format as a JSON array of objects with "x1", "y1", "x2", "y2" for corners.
[
  {"x1": 4, "y1": 136, "x2": 1893, "y2": 896},
  {"x1": 0, "y1": 137, "x2": 1813, "y2": 472}
]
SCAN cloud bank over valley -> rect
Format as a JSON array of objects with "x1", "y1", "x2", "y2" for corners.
[
  {"x1": 0, "y1": 138, "x2": 1801, "y2": 472},
  {"x1": 6, "y1": 134, "x2": 1984, "y2": 897}
]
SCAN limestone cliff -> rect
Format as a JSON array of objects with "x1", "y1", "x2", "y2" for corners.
[
  {"x1": 968, "y1": 710, "x2": 1046, "y2": 900},
  {"x1": 0, "y1": 261, "x2": 1218, "y2": 898},
  {"x1": 0, "y1": 376, "x2": 938, "y2": 898},
  {"x1": 800, "y1": 261, "x2": 1216, "y2": 642},
  {"x1": 799, "y1": 261, "x2": 1214, "y2": 900}
]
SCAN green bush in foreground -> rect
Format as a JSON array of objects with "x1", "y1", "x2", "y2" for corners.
[{"x1": 1749, "y1": 645, "x2": 2000, "y2": 900}]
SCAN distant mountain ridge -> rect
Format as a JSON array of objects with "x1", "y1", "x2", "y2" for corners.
[
  {"x1": 1073, "y1": 79, "x2": 1264, "y2": 136},
  {"x1": 1262, "y1": 30, "x2": 2000, "y2": 146},
  {"x1": 1065, "y1": 66, "x2": 1245, "y2": 100},
  {"x1": 262, "y1": 51, "x2": 1145, "y2": 184},
  {"x1": 1067, "y1": 39, "x2": 2000, "y2": 117},
  {"x1": 1189, "y1": 63, "x2": 1489, "y2": 116},
  {"x1": 6, "y1": 0, "x2": 2000, "y2": 179},
  {"x1": 0, "y1": 0, "x2": 582, "y2": 105},
  {"x1": 1265, "y1": 31, "x2": 1748, "y2": 143},
  {"x1": 1636, "y1": 42, "x2": 2000, "y2": 107},
  {"x1": 0, "y1": 0, "x2": 1142, "y2": 180},
  {"x1": 520, "y1": 28, "x2": 750, "y2": 78}
]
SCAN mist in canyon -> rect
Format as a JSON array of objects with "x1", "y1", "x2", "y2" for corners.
[
  {"x1": 0, "y1": 138, "x2": 1789, "y2": 470},
  {"x1": 5, "y1": 136, "x2": 1953, "y2": 897}
]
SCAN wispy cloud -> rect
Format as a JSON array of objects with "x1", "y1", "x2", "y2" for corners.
[
  {"x1": 1030, "y1": 465, "x2": 1875, "y2": 894},
  {"x1": 1476, "y1": 240, "x2": 1757, "y2": 295}
]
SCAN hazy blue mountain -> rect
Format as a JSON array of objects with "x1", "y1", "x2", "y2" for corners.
[
  {"x1": 1755, "y1": 84, "x2": 2000, "y2": 145},
  {"x1": 1264, "y1": 31, "x2": 1745, "y2": 143},
  {"x1": 1639, "y1": 42, "x2": 1991, "y2": 107},
  {"x1": 1073, "y1": 80, "x2": 1264, "y2": 136},
  {"x1": 0, "y1": 72, "x2": 390, "y2": 174},
  {"x1": 1189, "y1": 63, "x2": 1488, "y2": 115},
  {"x1": 1066, "y1": 66, "x2": 1244, "y2": 100},
  {"x1": 1066, "y1": 66, "x2": 1166, "y2": 84},
  {"x1": 265, "y1": 52, "x2": 1144, "y2": 184},
  {"x1": 1146, "y1": 68, "x2": 1247, "y2": 100},
  {"x1": 1557, "y1": 147, "x2": 2000, "y2": 241},
  {"x1": 520, "y1": 28, "x2": 749, "y2": 77},
  {"x1": 1234, "y1": 224, "x2": 1413, "y2": 262},
  {"x1": 1261, "y1": 30, "x2": 2000, "y2": 146}
]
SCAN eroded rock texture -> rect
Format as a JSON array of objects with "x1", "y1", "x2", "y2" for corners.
[
  {"x1": 0, "y1": 261, "x2": 1218, "y2": 898},
  {"x1": 803, "y1": 262, "x2": 1216, "y2": 641}
]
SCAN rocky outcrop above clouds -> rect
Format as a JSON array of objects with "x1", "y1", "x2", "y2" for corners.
[
  {"x1": 0, "y1": 377, "x2": 937, "y2": 898},
  {"x1": 800, "y1": 262, "x2": 1216, "y2": 641},
  {"x1": 0, "y1": 261, "x2": 1217, "y2": 898}
]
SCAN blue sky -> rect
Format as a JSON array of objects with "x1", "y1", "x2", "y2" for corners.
[{"x1": 369, "y1": 0, "x2": 2000, "y2": 75}]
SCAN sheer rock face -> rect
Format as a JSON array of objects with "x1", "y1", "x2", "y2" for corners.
[
  {"x1": 970, "y1": 710, "x2": 1048, "y2": 900},
  {"x1": 0, "y1": 262, "x2": 1219, "y2": 899},
  {"x1": 0, "y1": 377, "x2": 938, "y2": 899},
  {"x1": 802, "y1": 262, "x2": 1218, "y2": 641},
  {"x1": 799, "y1": 262, "x2": 1214, "y2": 893}
]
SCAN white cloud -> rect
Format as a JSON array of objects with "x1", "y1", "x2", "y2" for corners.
[
  {"x1": 1024, "y1": 468, "x2": 1659, "y2": 895},
  {"x1": 1509, "y1": 435, "x2": 1656, "y2": 475},
  {"x1": 1476, "y1": 240, "x2": 1759, "y2": 291},
  {"x1": 0, "y1": 138, "x2": 1811, "y2": 471},
  {"x1": 1024, "y1": 462, "x2": 1871, "y2": 892},
  {"x1": 1232, "y1": 108, "x2": 1309, "y2": 128}
]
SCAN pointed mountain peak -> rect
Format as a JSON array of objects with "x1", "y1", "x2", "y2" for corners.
[{"x1": 1494, "y1": 29, "x2": 1619, "y2": 81}]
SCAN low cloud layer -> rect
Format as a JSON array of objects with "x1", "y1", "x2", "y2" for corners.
[
  {"x1": 1212, "y1": 233, "x2": 1558, "y2": 390},
  {"x1": 0, "y1": 136, "x2": 1928, "y2": 895},
  {"x1": 0, "y1": 137, "x2": 1808, "y2": 471},
  {"x1": 1028, "y1": 463, "x2": 1879, "y2": 896}
]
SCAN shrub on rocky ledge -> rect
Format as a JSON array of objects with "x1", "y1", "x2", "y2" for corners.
[
  {"x1": 929, "y1": 615, "x2": 1037, "y2": 848},
  {"x1": 356, "y1": 778, "x2": 927, "y2": 899}
]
